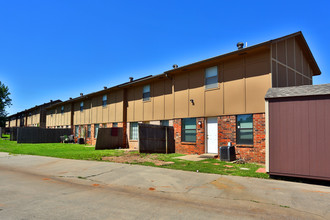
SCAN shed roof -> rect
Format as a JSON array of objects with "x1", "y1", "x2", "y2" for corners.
[{"x1": 265, "y1": 84, "x2": 330, "y2": 99}]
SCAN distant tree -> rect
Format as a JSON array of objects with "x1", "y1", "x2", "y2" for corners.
[{"x1": 0, "y1": 81, "x2": 12, "y2": 127}]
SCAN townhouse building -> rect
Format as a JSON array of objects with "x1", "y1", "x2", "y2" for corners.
[
  {"x1": 43, "y1": 31, "x2": 320, "y2": 163},
  {"x1": 6, "y1": 100, "x2": 61, "y2": 128}
]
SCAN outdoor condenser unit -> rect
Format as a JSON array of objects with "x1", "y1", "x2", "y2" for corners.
[{"x1": 219, "y1": 144, "x2": 236, "y2": 161}]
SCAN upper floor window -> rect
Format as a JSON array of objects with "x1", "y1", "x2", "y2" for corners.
[
  {"x1": 205, "y1": 66, "x2": 218, "y2": 89},
  {"x1": 143, "y1": 85, "x2": 150, "y2": 101},
  {"x1": 80, "y1": 102, "x2": 84, "y2": 112},
  {"x1": 61, "y1": 106, "x2": 64, "y2": 114},
  {"x1": 102, "y1": 95, "x2": 107, "y2": 107},
  {"x1": 236, "y1": 114, "x2": 253, "y2": 145}
]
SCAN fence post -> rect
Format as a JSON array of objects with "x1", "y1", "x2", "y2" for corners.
[{"x1": 165, "y1": 126, "x2": 168, "y2": 154}]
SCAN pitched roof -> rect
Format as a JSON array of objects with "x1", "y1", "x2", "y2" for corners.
[
  {"x1": 47, "y1": 32, "x2": 321, "y2": 109},
  {"x1": 165, "y1": 31, "x2": 321, "y2": 76},
  {"x1": 265, "y1": 84, "x2": 330, "y2": 99}
]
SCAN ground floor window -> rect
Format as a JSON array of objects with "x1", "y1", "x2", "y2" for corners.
[
  {"x1": 236, "y1": 114, "x2": 253, "y2": 145},
  {"x1": 102, "y1": 123, "x2": 107, "y2": 128},
  {"x1": 87, "y1": 125, "x2": 91, "y2": 138},
  {"x1": 75, "y1": 125, "x2": 79, "y2": 137},
  {"x1": 94, "y1": 124, "x2": 99, "y2": 138},
  {"x1": 182, "y1": 118, "x2": 196, "y2": 142},
  {"x1": 112, "y1": 122, "x2": 118, "y2": 127},
  {"x1": 161, "y1": 120, "x2": 169, "y2": 126},
  {"x1": 130, "y1": 122, "x2": 138, "y2": 140}
]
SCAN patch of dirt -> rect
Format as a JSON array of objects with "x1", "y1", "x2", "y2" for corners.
[{"x1": 102, "y1": 153, "x2": 174, "y2": 166}]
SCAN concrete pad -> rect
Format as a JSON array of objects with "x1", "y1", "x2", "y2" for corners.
[{"x1": 175, "y1": 155, "x2": 206, "y2": 161}]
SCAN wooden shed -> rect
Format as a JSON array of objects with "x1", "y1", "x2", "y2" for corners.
[{"x1": 265, "y1": 84, "x2": 330, "y2": 181}]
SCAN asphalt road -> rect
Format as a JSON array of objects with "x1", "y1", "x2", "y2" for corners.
[{"x1": 0, "y1": 152, "x2": 329, "y2": 220}]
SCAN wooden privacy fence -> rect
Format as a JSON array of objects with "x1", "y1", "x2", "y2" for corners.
[
  {"x1": 17, "y1": 127, "x2": 72, "y2": 143},
  {"x1": 95, "y1": 128, "x2": 125, "y2": 150},
  {"x1": 138, "y1": 124, "x2": 175, "y2": 154},
  {"x1": 10, "y1": 127, "x2": 18, "y2": 141}
]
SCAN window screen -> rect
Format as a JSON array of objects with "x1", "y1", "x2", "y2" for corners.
[
  {"x1": 182, "y1": 118, "x2": 196, "y2": 142},
  {"x1": 205, "y1": 66, "x2": 218, "y2": 89},
  {"x1": 102, "y1": 95, "x2": 107, "y2": 107},
  {"x1": 143, "y1": 85, "x2": 150, "y2": 101},
  {"x1": 80, "y1": 102, "x2": 84, "y2": 111},
  {"x1": 94, "y1": 124, "x2": 99, "y2": 138},
  {"x1": 87, "y1": 125, "x2": 91, "y2": 138},
  {"x1": 130, "y1": 122, "x2": 138, "y2": 140},
  {"x1": 237, "y1": 114, "x2": 253, "y2": 145}
]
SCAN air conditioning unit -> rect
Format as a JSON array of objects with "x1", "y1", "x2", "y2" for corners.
[{"x1": 219, "y1": 146, "x2": 236, "y2": 161}]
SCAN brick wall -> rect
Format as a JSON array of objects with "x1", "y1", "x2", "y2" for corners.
[
  {"x1": 217, "y1": 113, "x2": 265, "y2": 163},
  {"x1": 174, "y1": 118, "x2": 205, "y2": 155}
]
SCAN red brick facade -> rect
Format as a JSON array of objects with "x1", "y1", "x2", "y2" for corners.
[
  {"x1": 173, "y1": 113, "x2": 266, "y2": 163},
  {"x1": 174, "y1": 118, "x2": 205, "y2": 154}
]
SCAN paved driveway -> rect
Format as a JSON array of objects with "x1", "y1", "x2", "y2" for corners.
[{"x1": 0, "y1": 152, "x2": 329, "y2": 219}]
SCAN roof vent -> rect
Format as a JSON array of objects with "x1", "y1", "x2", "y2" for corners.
[
  {"x1": 69, "y1": 97, "x2": 72, "y2": 100},
  {"x1": 104, "y1": 86, "x2": 107, "y2": 89},
  {"x1": 80, "y1": 93, "x2": 83, "y2": 96},
  {"x1": 237, "y1": 42, "x2": 244, "y2": 50},
  {"x1": 50, "y1": 100, "x2": 53, "y2": 102},
  {"x1": 173, "y1": 64, "x2": 178, "y2": 69},
  {"x1": 129, "y1": 77, "x2": 134, "y2": 82}
]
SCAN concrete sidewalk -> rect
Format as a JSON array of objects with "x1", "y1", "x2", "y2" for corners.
[{"x1": 0, "y1": 152, "x2": 329, "y2": 219}]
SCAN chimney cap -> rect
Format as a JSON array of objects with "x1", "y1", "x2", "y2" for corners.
[
  {"x1": 129, "y1": 77, "x2": 134, "y2": 82},
  {"x1": 237, "y1": 42, "x2": 244, "y2": 49}
]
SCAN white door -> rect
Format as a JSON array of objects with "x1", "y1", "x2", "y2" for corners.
[{"x1": 207, "y1": 117, "x2": 218, "y2": 153}]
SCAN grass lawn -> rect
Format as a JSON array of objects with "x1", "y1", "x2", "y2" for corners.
[{"x1": 0, "y1": 138, "x2": 268, "y2": 178}]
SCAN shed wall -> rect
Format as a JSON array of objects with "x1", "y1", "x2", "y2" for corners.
[{"x1": 269, "y1": 96, "x2": 330, "y2": 181}]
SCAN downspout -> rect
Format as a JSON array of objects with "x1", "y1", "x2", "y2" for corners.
[{"x1": 265, "y1": 99, "x2": 270, "y2": 173}]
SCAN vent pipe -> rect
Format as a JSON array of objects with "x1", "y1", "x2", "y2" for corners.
[
  {"x1": 129, "y1": 77, "x2": 134, "y2": 82},
  {"x1": 172, "y1": 64, "x2": 178, "y2": 69}
]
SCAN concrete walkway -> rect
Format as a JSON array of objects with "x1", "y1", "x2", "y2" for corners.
[{"x1": 0, "y1": 152, "x2": 329, "y2": 219}]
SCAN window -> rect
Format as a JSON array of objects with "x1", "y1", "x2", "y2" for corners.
[
  {"x1": 94, "y1": 124, "x2": 99, "y2": 138},
  {"x1": 80, "y1": 102, "x2": 84, "y2": 111},
  {"x1": 130, "y1": 122, "x2": 138, "y2": 140},
  {"x1": 87, "y1": 125, "x2": 91, "y2": 138},
  {"x1": 143, "y1": 85, "x2": 150, "y2": 101},
  {"x1": 182, "y1": 118, "x2": 196, "y2": 142},
  {"x1": 102, "y1": 123, "x2": 107, "y2": 128},
  {"x1": 102, "y1": 95, "x2": 107, "y2": 107},
  {"x1": 161, "y1": 120, "x2": 169, "y2": 126},
  {"x1": 61, "y1": 106, "x2": 64, "y2": 114},
  {"x1": 112, "y1": 123, "x2": 118, "y2": 127},
  {"x1": 75, "y1": 126, "x2": 79, "y2": 137},
  {"x1": 205, "y1": 66, "x2": 218, "y2": 89},
  {"x1": 236, "y1": 114, "x2": 253, "y2": 145}
]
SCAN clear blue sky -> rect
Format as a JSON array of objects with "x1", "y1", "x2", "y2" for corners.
[{"x1": 1, "y1": 0, "x2": 329, "y2": 115}]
